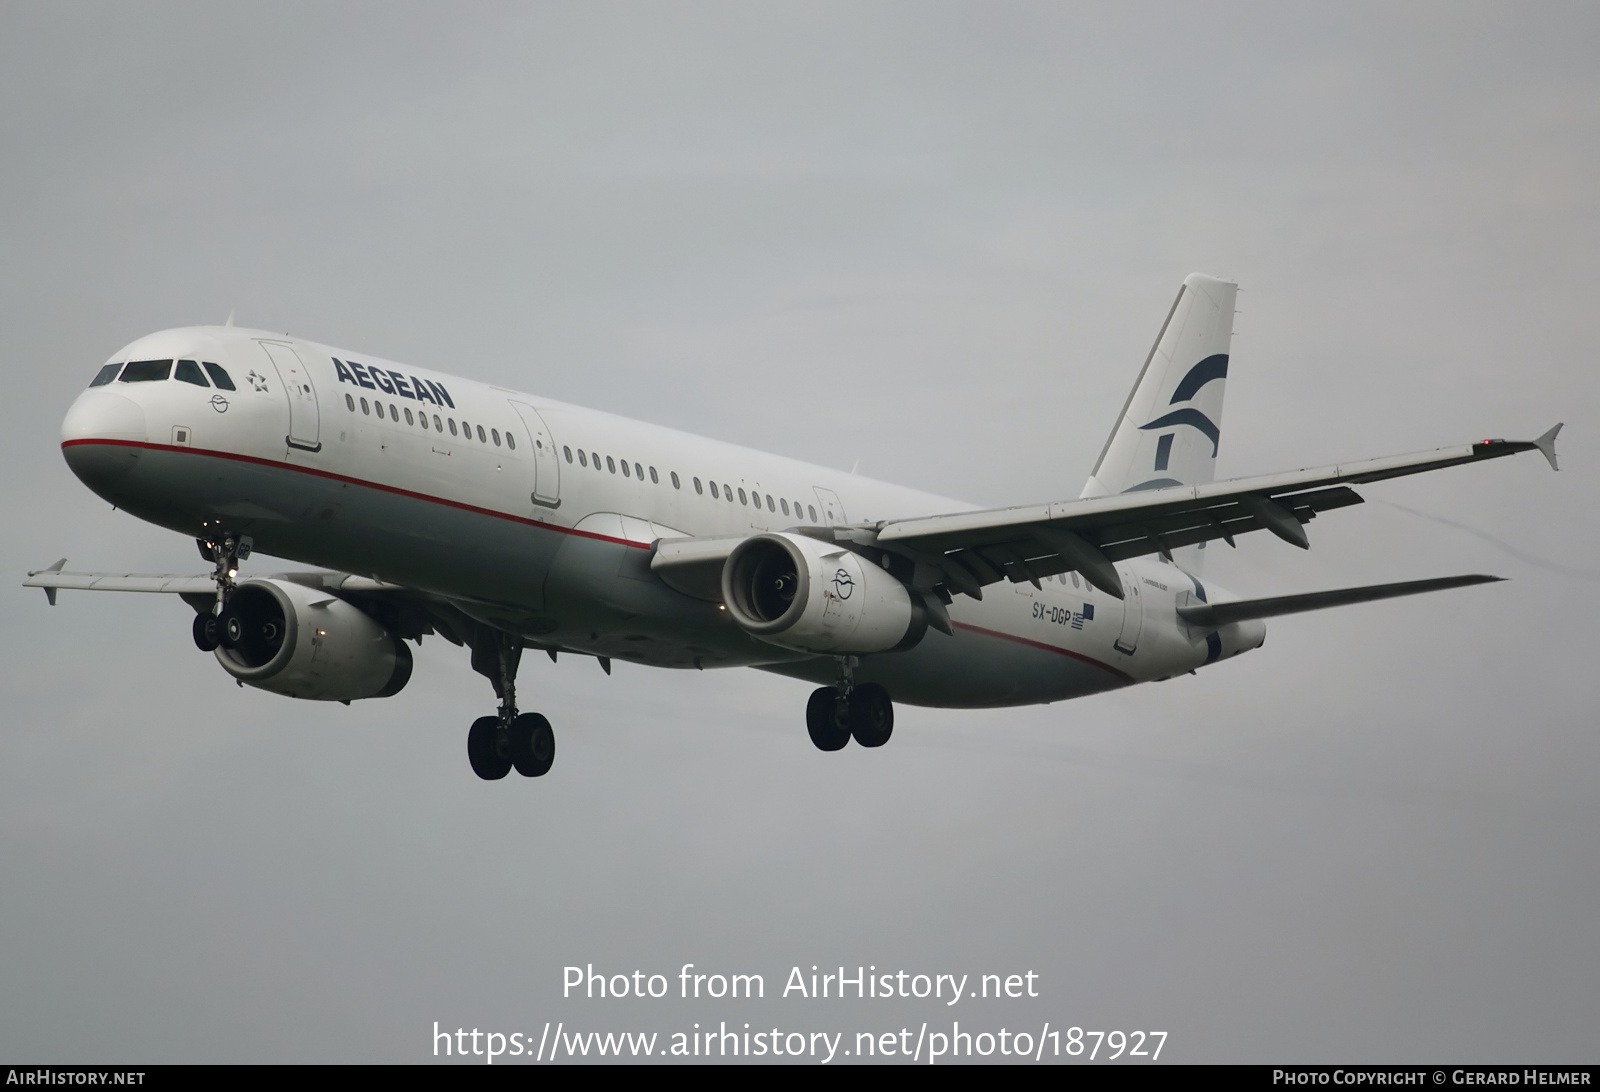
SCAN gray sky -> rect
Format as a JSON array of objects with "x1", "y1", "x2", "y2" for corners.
[{"x1": 2, "y1": 2, "x2": 1596, "y2": 1063}]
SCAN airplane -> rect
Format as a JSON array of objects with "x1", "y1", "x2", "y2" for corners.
[{"x1": 26, "y1": 274, "x2": 1561, "y2": 780}]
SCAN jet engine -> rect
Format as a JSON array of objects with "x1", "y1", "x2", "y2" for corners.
[
  {"x1": 211, "y1": 578, "x2": 413, "y2": 701},
  {"x1": 720, "y1": 533, "x2": 927, "y2": 655}
]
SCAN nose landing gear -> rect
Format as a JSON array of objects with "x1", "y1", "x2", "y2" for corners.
[{"x1": 191, "y1": 531, "x2": 251, "y2": 652}]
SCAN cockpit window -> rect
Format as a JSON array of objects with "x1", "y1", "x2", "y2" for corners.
[
  {"x1": 120, "y1": 359, "x2": 172, "y2": 383},
  {"x1": 174, "y1": 359, "x2": 209, "y2": 387},
  {"x1": 89, "y1": 363, "x2": 122, "y2": 387},
  {"x1": 202, "y1": 362, "x2": 236, "y2": 390}
]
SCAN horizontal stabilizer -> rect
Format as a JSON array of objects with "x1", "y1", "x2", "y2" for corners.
[{"x1": 1177, "y1": 574, "x2": 1503, "y2": 627}]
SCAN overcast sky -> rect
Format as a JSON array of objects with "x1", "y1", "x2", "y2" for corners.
[{"x1": 2, "y1": 2, "x2": 1596, "y2": 1064}]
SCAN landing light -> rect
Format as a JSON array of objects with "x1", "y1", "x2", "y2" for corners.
[{"x1": 228, "y1": 568, "x2": 238, "y2": 578}]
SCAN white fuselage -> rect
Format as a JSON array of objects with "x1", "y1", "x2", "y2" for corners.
[{"x1": 60, "y1": 325, "x2": 1261, "y2": 708}]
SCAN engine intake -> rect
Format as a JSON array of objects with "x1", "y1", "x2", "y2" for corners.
[
  {"x1": 721, "y1": 533, "x2": 926, "y2": 654},
  {"x1": 213, "y1": 579, "x2": 412, "y2": 701}
]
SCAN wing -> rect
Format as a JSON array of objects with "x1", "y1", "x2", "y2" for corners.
[
  {"x1": 21, "y1": 562, "x2": 472, "y2": 641},
  {"x1": 859, "y1": 426, "x2": 1561, "y2": 600},
  {"x1": 24, "y1": 563, "x2": 399, "y2": 601}
]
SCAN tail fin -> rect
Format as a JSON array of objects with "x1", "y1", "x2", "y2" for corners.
[{"x1": 1081, "y1": 273, "x2": 1238, "y2": 500}]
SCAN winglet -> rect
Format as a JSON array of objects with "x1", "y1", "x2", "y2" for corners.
[
  {"x1": 1534, "y1": 422, "x2": 1562, "y2": 471},
  {"x1": 27, "y1": 558, "x2": 67, "y2": 605}
]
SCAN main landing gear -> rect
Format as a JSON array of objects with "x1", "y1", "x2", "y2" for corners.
[
  {"x1": 805, "y1": 656, "x2": 894, "y2": 751},
  {"x1": 466, "y1": 629, "x2": 556, "y2": 780}
]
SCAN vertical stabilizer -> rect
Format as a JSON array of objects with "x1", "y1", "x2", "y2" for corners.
[{"x1": 1082, "y1": 273, "x2": 1237, "y2": 500}]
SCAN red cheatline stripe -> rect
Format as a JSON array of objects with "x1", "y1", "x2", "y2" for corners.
[
  {"x1": 60, "y1": 438, "x2": 650, "y2": 549},
  {"x1": 952, "y1": 621, "x2": 1133, "y2": 682}
]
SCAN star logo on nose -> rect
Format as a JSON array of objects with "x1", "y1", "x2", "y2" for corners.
[{"x1": 246, "y1": 370, "x2": 269, "y2": 392}]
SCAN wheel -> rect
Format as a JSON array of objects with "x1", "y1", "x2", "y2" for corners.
[
  {"x1": 849, "y1": 683, "x2": 894, "y2": 747},
  {"x1": 192, "y1": 611, "x2": 220, "y2": 652},
  {"x1": 509, "y1": 712, "x2": 555, "y2": 777},
  {"x1": 805, "y1": 687, "x2": 851, "y2": 751},
  {"x1": 466, "y1": 716, "x2": 513, "y2": 780}
]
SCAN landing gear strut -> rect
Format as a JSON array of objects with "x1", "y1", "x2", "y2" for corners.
[
  {"x1": 805, "y1": 656, "x2": 894, "y2": 751},
  {"x1": 191, "y1": 531, "x2": 251, "y2": 652},
  {"x1": 467, "y1": 628, "x2": 556, "y2": 780}
]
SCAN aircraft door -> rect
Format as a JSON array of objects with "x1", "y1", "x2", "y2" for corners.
[
  {"x1": 1113, "y1": 566, "x2": 1143, "y2": 655},
  {"x1": 813, "y1": 486, "x2": 846, "y2": 526},
  {"x1": 256, "y1": 341, "x2": 321, "y2": 452},
  {"x1": 511, "y1": 401, "x2": 561, "y2": 509}
]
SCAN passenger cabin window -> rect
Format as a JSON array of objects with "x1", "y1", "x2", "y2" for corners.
[
  {"x1": 649, "y1": 467, "x2": 659, "y2": 484},
  {"x1": 89, "y1": 363, "x2": 122, "y2": 387},
  {"x1": 120, "y1": 359, "x2": 171, "y2": 383},
  {"x1": 361, "y1": 398, "x2": 370, "y2": 415},
  {"x1": 634, "y1": 462, "x2": 643, "y2": 480},
  {"x1": 564, "y1": 446, "x2": 573, "y2": 463},
  {"x1": 622, "y1": 460, "x2": 631, "y2": 478},
  {"x1": 693, "y1": 477, "x2": 701, "y2": 494},
  {"x1": 738, "y1": 488, "x2": 747, "y2": 505},
  {"x1": 433, "y1": 415, "x2": 442, "y2": 431},
  {"x1": 808, "y1": 505, "x2": 817, "y2": 522},
  {"x1": 505, "y1": 433, "x2": 515, "y2": 450},
  {"x1": 606, "y1": 456, "x2": 616, "y2": 473},
  {"x1": 174, "y1": 359, "x2": 208, "y2": 387},
  {"x1": 477, "y1": 425, "x2": 486, "y2": 443},
  {"x1": 491, "y1": 428, "x2": 501, "y2": 447},
  {"x1": 201, "y1": 362, "x2": 236, "y2": 390},
  {"x1": 709, "y1": 482, "x2": 719, "y2": 499},
  {"x1": 671, "y1": 471, "x2": 680, "y2": 489},
  {"x1": 578, "y1": 450, "x2": 588, "y2": 467},
  {"x1": 345, "y1": 394, "x2": 355, "y2": 411},
  {"x1": 448, "y1": 419, "x2": 457, "y2": 435}
]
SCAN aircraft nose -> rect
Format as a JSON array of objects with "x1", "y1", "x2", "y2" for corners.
[{"x1": 61, "y1": 389, "x2": 146, "y2": 493}]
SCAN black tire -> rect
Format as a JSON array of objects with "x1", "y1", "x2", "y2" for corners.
[
  {"x1": 806, "y1": 687, "x2": 851, "y2": 751},
  {"x1": 509, "y1": 712, "x2": 555, "y2": 777},
  {"x1": 467, "y1": 716, "x2": 512, "y2": 780},
  {"x1": 192, "y1": 612, "x2": 220, "y2": 652},
  {"x1": 849, "y1": 683, "x2": 894, "y2": 747}
]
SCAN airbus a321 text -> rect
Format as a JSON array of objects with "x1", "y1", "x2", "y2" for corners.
[{"x1": 29, "y1": 275, "x2": 1561, "y2": 779}]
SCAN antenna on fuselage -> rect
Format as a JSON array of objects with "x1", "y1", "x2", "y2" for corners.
[{"x1": 224, "y1": 308, "x2": 235, "y2": 327}]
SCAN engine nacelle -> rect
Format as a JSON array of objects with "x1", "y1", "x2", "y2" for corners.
[
  {"x1": 721, "y1": 533, "x2": 926, "y2": 654},
  {"x1": 212, "y1": 578, "x2": 413, "y2": 701}
]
